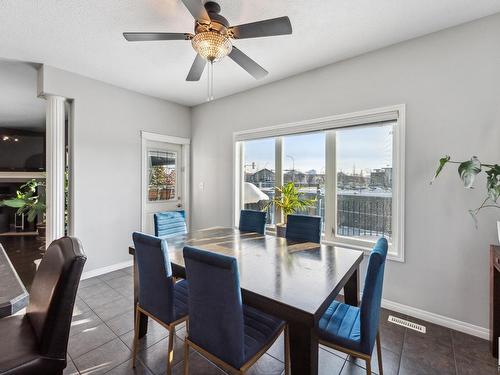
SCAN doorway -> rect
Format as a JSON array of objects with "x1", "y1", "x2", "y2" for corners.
[{"x1": 141, "y1": 132, "x2": 190, "y2": 234}]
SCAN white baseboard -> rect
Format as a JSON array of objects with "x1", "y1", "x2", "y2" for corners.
[
  {"x1": 81, "y1": 260, "x2": 133, "y2": 280},
  {"x1": 337, "y1": 290, "x2": 489, "y2": 339},
  {"x1": 381, "y1": 298, "x2": 489, "y2": 340}
]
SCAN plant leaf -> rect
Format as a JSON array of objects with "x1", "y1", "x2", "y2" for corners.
[
  {"x1": 431, "y1": 156, "x2": 450, "y2": 183},
  {"x1": 1, "y1": 198, "x2": 27, "y2": 208},
  {"x1": 458, "y1": 156, "x2": 481, "y2": 188},
  {"x1": 486, "y1": 164, "x2": 500, "y2": 202}
]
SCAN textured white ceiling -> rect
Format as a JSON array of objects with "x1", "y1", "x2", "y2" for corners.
[
  {"x1": 0, "y1": 60, "x2": 45, "y2": 130},
  {"x1": 0, "y1": 0, "x2": 499, "y2": 106}
]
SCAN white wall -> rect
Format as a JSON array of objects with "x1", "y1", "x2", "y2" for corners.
[
  {"x1": 39, "y1": 65, "x2": 191, "y2": 273},
  {"x1": 190, "y1": 14, "x2": 500, "y2": 330}
]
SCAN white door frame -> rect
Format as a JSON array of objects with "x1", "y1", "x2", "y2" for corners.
[{"x1": 140, "y1": 131, "x2": 191, "y2": 232}]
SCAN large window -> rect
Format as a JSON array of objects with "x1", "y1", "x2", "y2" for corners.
[{"x1": 235, "y1": 106, "x2": 405, "y2": 260}]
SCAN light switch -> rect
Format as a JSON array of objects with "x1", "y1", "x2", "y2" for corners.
[{"x1": 199, "y1": 182, "x2": 205, "y2": 191}]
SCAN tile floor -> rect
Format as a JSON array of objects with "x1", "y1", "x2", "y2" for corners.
[
  {"x1": 64, "y1": 267, "x2": 499, "y2": 375},
  {"x1": 0, "y1": 234, "x2": 45, "y2": 289}
]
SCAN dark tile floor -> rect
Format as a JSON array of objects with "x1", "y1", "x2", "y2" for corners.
[
  {"x1": 65, "y1": 267, "x2": 499, "y2": 375},
  {"x1": 0, "y1": 234, "x2": 45, "y2": 289}
]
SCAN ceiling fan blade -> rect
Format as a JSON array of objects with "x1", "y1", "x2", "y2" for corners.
[
  {"x1": 181, "y1": 0, "x2": 211, "y2": 24},
  {"x1": 186, "y1": 54, "x2": 207, "y2": 81},
  {"x1": 230, "y1": 16, "x2": 292, "y2": 39},
  {"x1": 123, "y1": 32, "x2": 192, "y2": 41},
  {"x1": 229, "y1": 46, "x2": 268, "y2": 80}
]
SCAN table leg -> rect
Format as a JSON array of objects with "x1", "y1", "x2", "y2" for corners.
[
  {"x1": 344, "y1": 268, "x2": 360, "y2": 306},
  {"x1": 288, "y1": 321, "x2": 318, "y2": 375},
  {"x1": 133, "y1": 256, "x2": 148, "y2": 338}
]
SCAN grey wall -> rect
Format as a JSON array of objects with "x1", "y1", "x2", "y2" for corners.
[
  {"x1": 190, "y1": 14, "x2": 500, "y2": 329},
  {"x1": 0, "y1": 60, "x2": 45, "y2": 131},
  {"x1": 40, "y1": 66, "x2": 191, "y2": 272}
]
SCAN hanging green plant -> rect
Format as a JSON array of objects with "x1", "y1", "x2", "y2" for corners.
[{"x1": 432, "y1": 155, "x2": 500, "y2": 223}]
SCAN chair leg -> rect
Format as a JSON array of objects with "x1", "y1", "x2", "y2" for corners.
[
  {"x1": 365, "y1": 358, "x2": 372, "y2": 375},
  {"x1": 183, "y1": 340, "x2": 189, "y2": 375},
  {"x1": 284, "y1": 325, "x2": 290, "y2": 375},
  {"x1": 132, "y1": 306, "x2": 140, "y2": 368},
  {"x1": 376, "y1": 331, "x2": 383, "y2": 375},
  {"x1": 167, "y1": 327, "x2": 175, "y2": 375}
]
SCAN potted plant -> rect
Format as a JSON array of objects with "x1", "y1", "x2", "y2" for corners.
[
  {"x1": 264, "y1": 182, "x2": 316, "y2": 237},
  {"x1": 432, "y1": 155, "x2": 500, "y2": 241},
  {"x1": 0, "y1": 179, "x2": 46, "y2": 237}
]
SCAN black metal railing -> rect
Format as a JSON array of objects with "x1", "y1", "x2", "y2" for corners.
[
  {"x1": 243, "y1": 182, "x2": 392, "y2": 238},
  {"x1": 337, "y1": 194, "x2": 392, "y2": 238}
]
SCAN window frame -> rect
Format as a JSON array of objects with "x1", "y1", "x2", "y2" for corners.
[{"x1": 233, "y1": 105, "x2": 405, "y2": 262}]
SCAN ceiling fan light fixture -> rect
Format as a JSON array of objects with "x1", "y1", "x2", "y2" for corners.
[{"x1": 191, "y1": 31, "x2": 232, "y2": 62}]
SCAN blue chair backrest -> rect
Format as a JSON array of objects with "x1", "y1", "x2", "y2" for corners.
[
  {"x1": 154, "y1": 210, "x2": 187, "y2": 238},
  {"x1": 360, "y1": 237, "x2": 388, "y2": 354},
  {"x1": 183, "y1": 246, "x2": 245, "y2": 369},
  {"x1": 132, "y1": 232, "x2": 175, "y2": 324},
  {"x1": 285, "y1": 214, "x2": 322, "y2": 243},
  {"x1": 239, "y1": 209, "x2": 267, "y2": 234}
]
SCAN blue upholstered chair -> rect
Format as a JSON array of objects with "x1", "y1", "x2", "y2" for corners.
[
  {"x1": 239, "y1": 209, "x2": 267, "y2": 234},
  {"x1": 285, "y1": 214, "x2": 322, "y2": 243},
  {"x1": 154, "y1": 210, "x2": 187, "y2": 238},
  {"x1": 182, "y1": 246, "x2": 290, "y2": 374},
  {"x1": 131, "y1": 232, "x2": 189, "y2": 375},
  {"x1": 316, "y1": 238, "x2": 388, "y2": 375}
]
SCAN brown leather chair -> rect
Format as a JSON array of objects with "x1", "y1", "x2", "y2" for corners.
[{"x1": 0, "y1": 237, "x2": 86, "y2": 375}]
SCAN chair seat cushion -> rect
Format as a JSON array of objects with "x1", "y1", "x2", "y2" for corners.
[
  {"x1": 0, "y1": 315, "x2": 65, "y2": 374},
  {"x1": 173, "y1": 279, "x2": 189, "y2": 320},
  {"x1": 317, "y1": 300, "x2": 362, "y2": 353},
  {"x1": 243, "y1": 305, "x2": 285, "y2": 362}
]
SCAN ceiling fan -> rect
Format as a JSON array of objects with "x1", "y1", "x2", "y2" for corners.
[{"x1": 123, "y1": 0, "x2": 292, "y2": 98}]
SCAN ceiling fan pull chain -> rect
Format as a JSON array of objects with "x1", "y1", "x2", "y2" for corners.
[
  {"x1": 207, "y1": 60, "x2": 215, "y2": 101},
  {"x1": 210, "y1": 61, "x2": 215, "y2": 101},
  {"x1": 206, "y1": 61, "x2": 210, "y2": 101}
]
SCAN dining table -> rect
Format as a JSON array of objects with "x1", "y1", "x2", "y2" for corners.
[{"x1": 129, "y1": 227, "x2": 364, "y2": 375}]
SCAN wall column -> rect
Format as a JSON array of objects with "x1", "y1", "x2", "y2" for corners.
[{"x1": 45, "y1": 95, "x2": 66, "y2": 246}]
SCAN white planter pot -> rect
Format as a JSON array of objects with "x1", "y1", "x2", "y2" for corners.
[{"x1": 497, "y1": 221, "x2": 500, "y2": 244}]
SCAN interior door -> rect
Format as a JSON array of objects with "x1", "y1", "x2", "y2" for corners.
[{"x1": 143, "y1": 140, "x2": 183, "y2": 234}]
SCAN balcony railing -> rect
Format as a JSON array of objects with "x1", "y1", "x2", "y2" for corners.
[
  {"x1": 336, "y1": 194, "x2": 392, "y2": 238},
  {"x1": 243, "y1": 182, "x2": 392, "y2": 240}
]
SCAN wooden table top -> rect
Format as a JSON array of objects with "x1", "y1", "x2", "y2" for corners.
[
  {"x1": 130, "y1": 227, "x2": 364, "y2": 318},
  {"x1": 0, "y1": 244, "x2": 28, "y2": 318}
]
